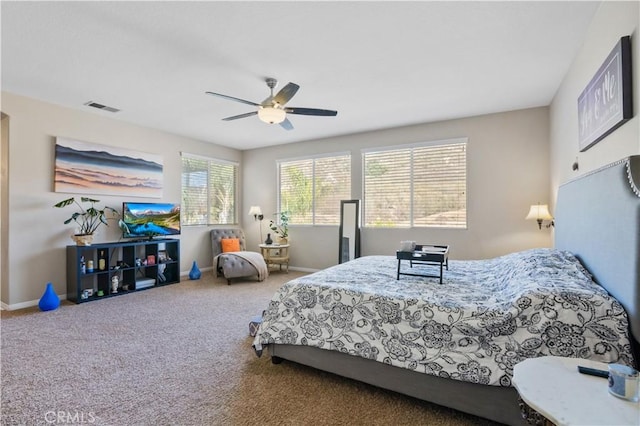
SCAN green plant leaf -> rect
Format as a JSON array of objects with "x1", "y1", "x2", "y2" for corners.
[
  {"x1": 55, "y1": 196, "x2": 118, "y2": 235},
  {"x1": 53, "y1": 197, "x2": 76, "y2": 208}
]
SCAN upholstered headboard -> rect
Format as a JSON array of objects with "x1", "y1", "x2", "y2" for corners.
[
  {"x1": 210, "y1": 228, "x2": 247, "y2": 258},
  {"x1": 555, "y1": 156, "x2": 640, "y2": 364}
]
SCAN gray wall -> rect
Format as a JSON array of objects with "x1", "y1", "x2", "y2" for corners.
[
  {"x1": 243, "y1": 107, "x2": 552, "y2": 271},
  {"x1": 1, "y1": 114, "x2": 8, "y2": 304},
  {"x1": 550, "y1": 1, "x2": 639, "y2": 195},
  {"x1": 1, "y1": 92, "x2": 241, "y2": 308}
]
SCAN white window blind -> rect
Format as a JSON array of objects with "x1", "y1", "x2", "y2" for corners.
[
  {"x1": 363, "y1": 140, "x2": 467, "y2": 228},
  {"x1": 181, "y1": 154, "x2": 238, "y2": 226},
  {"x1": 278, "y1": 154, "x2": 351, "y2": 225}
]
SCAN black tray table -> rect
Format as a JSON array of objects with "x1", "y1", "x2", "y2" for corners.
[{"x1": 396, "y1": 244, "x2": 449, "y2": 284}]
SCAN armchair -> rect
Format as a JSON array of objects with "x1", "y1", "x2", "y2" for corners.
[{"x1": 210, "y1": 228, "x2": 268, "y2": 285}]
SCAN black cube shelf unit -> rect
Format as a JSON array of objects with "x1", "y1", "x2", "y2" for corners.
[{"x1": 66, "y1": 239, "x2": 180, "y2": 304}]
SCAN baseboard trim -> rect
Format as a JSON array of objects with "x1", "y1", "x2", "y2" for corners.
[
  {"x1": 3, "y1": 264, "x2": 310, "y2": 310},
  {"x1": 179, "y1": 265, "x2": 318, "y2": 276},
  {"x1": 2, "y1": 294, "x2": 68, "y2": 311},
  {"x1": 180, "y1": 265, "x2": 213, "y2": 278},
  {"x1": 289, "y1": 266, "x2": 319, "y2": 273}
]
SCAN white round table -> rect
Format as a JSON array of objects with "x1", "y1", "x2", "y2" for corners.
[
  {"x1": 258, "y1": 243, "x2": 290, "y2": 272},
  {"x1": 513, "y1": 356, "x2": 639, "y2": 426}
]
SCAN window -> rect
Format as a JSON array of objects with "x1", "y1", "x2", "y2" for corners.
[
  {"x1": 181, "y1": 153, "x2": 238, "y2": 226},
  {"x1": 277, "y1": 153, "x2": 351, "y2": 225},
  {"x1": 363, "y1": 139, "x2": 467, "y2": 228}
]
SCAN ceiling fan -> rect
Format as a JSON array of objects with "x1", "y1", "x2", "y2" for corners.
[{"x1": 206, "y1": 78, "x2": 337, "y2": 130}]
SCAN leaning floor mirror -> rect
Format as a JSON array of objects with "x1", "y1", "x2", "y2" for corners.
[{"x1": 339, "y1": 199, "x2": 361, "y2": 263}]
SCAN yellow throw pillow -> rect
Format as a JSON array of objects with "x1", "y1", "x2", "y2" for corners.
[{"x1": 221, "y1": 238, "x2": 240, "y2": 253}]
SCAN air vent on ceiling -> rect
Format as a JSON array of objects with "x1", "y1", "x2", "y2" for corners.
[{"x1": 84, "y1": 101, "x2": 120, "y2": 113}]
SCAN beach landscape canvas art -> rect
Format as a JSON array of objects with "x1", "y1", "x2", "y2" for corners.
[{"x1": 54, "y1": 137, "x2": 163, "y2": 198}]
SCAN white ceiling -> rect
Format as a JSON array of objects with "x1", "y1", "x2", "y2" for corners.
[{"x1": 1, "y1": 1, "x2": 599, "y2": 150}]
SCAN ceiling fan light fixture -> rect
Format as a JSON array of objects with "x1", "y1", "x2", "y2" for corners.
[
  {"x1": 258, "y1": 106, "x2": 286, "y2": 124},
  {"x1": 207, "y1": 79, "x2": 336, "y2": 130}
]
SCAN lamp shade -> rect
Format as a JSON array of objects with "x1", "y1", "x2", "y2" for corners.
[
  {"x1": 525, "y1": 204, "x2": 553, "y2": 220},
  {"x1": 258, "y1": 106, "x2": 286, "y2": 124},
  {"x1": 248, "y1": 206, "x2": 262, "y2": 217}
]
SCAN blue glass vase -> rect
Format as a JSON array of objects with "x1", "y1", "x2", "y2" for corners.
[
  {"x1": 38, "y1": 282, "x2": 60, "y2": 311},
  {"x1": 189, "y1": 261, "x2": 201, "y2": 280}
]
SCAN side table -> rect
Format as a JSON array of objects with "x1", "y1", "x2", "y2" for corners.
[
  {"x1": 513, "y1": 356, "x2": 639, "y2": 426},
  {"x1": 259, "y1": 243, "x2": 290, "y2": 272}
]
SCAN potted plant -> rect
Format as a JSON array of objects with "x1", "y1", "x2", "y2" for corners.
[
  {"x1": 54, "y1": 197, "x2": 119, "y2": 245},
  {"x1": 269, "y1": 211, "x2": 290, "y2": 244}
]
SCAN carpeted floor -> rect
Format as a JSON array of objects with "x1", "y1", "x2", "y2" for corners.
[{"x1": 1, "y1": 271, "x2": 499, "y2": 425}]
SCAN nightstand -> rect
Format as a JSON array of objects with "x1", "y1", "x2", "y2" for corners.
[
  {"x1": 513, "y1": 356, "x2": 639, "y2": 426},
  {"x1": 259, "y1": 243, "x2": 290, "y2": 272}
]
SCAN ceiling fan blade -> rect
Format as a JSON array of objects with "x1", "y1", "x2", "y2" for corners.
[
  {"x1": 260, "y1": 95, "x2": 273, "y2": 106},
  {"x1": 272, "y1": 83, "x2": 300, "y2": 106},
  {"x1": 285, "y1": 107, "x2": 338, "y2": 117},
  {"x1": 280, "y1": 117, "x2": 294, "y2": 131},
  {"x1": 206, "y1": 91, "x2": 259, "y2": 107},
  {"x1": 222, "y1": 111, "x2": 258, "y2": 121}
]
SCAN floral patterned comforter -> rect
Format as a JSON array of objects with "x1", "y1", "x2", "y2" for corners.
[{"x1": 253, "y1": 248, "x2": 633, "y2": 386}]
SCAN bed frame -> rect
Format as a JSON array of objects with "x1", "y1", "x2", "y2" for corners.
[
  {"x1": 555, "y1": 156, "x2": 640, "y2": 367},
  {"x1": 265, "y1": 156, "x2": 640, "y2": 426}
]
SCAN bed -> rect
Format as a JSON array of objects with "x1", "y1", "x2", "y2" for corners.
[{"x1": 252, "y1": 156, "x2": 640, "y2": 425}]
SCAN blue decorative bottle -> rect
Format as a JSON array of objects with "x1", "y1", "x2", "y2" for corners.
[
  {"x1": 189, "y1": 261, "x2": 201, "y2": 280},
  {"x1": 38, "y1": 282, "x2": 60, "y2": 311}
]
